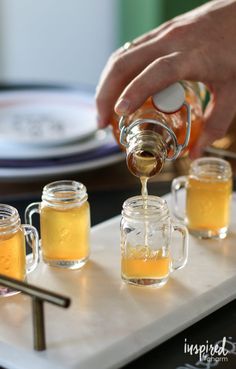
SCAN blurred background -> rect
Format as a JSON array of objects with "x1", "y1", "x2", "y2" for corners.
[
  {"x1": 0, "y1": 0, "x2": 207, "y2": 88},
  {"x1": 0, "y1": 0, "x2": 235, "y2": 191}
]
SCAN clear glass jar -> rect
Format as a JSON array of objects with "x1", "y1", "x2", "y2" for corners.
[
  {"x1": 172, "y1": 157, "x2": 232, "y2": 239},
  {"x1": 111, "y1": 81, "x2": 205, "y2": 178},
  {"x1": 121, "y1": 195, "x2": 188, "y2": 287},
  {"x1": 25, "y1": 180, "x2": 90, "y2": 269},
  {"x1": 0, "y1": 204, "x2": 39, "y2": 296}
]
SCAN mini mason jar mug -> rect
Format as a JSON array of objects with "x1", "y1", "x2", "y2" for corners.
[
  {"x1": 0, "y1": 204, "x2": 39, "y2": 297},
  {"x1": 171, "y1": 157, "x2": 232, "y2": 239},
  {"x1": 25, "y1": 180, "x2": 90, "y2": 269},
  {"x1": 121, "y1": 196, "x2": 189, "y2": 287}
]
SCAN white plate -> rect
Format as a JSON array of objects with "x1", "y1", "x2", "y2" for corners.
[
  {"x1": 0, "y1": 128, "x2": 115, "y2": 159},
  {"x1": 0, "y1": 151, "x2": 125, "y2": 181},
  {"x1": 0, "y1": 90, "x2": 97, "y2": 146}
]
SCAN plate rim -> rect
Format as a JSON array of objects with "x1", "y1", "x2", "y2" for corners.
[{"x1": 0, "y1": 86, "x2": 97, "y2": 146}]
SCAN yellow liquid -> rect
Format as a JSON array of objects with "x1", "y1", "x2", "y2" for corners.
[
  {"x1": 141, "y1": 176, "x2": 148, "y2": 199},
  {"x1": 186, "y1": 177, "x2": 232, "y2": 231},
  {"x1": 40, "y1": 201, "x2": 90, "y2": 262},
  {"x1": 128, "y1": 150, "x2": 159, "y2": 177},
  {"x1": 122, "y1": 245, "x2": 170, "y2": 279},
  {"x1": 0, "y1": 229, "x2": 26, "y2": 280},
  {"x1": 141, "y1": 176, "x2": 149, "y2": 246}
]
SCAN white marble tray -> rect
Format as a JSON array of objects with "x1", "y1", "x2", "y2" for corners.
[{"x1": 0, "y1": 192, "x2": 236, "y2": 369}]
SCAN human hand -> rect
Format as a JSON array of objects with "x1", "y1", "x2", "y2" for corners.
[{"x1": 96, "y1": 0, "x2": 236, "y2": 158}]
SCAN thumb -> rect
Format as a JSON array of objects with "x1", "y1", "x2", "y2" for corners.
[{"x1": 190, "y1": 84, "x2": 236, "y2": 159}]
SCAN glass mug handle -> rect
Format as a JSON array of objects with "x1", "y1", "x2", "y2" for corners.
[
  {"x1": 25, "y1": 202, "x2": 41, "y2": 226},
  {"x1": 22, "y1": 224, "x2": 40, "y2": 273},
  {"x1": 25, "y1": 202, "x2": 41, "y2": 271},
  {"x1": 170, "y1": 222, "x2": 189, "y2": 271},
  {"x1": 171, "y1": 176, "x2": 188, "y2": 221}
]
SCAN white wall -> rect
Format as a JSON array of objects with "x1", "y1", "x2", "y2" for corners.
[{"x1": 0, "y1": 0, "x2": 118, "y2": 88}]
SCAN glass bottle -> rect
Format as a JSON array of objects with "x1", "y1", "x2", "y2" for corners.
[
  {"x1": 121, "y1": 195, "x2": 188, "y2": 287},
  {"x1": 111, "y1": 81, "x2": 205, "y2": 178},
  {"x1": 25, "y1": 180, "x2": 90, "y2": 269}
]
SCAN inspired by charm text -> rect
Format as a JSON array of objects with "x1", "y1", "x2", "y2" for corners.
[{"x1": 184, "y1": 337, "x2": 228, "y2": 361}]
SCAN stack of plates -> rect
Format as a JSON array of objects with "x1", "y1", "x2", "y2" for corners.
[{"x1": 0, "y1": 87, "x2": 124, "y2": 180}]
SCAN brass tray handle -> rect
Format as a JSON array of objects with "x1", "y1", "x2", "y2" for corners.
[{"x1": 0, "y1": 274, "x2": 71, "y2": 351}]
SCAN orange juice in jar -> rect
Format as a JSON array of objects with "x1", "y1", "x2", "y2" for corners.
[
  {"x1": 121, "y1": 196, "x2": 188, "y2": 287},
  {"x1": 121, "y1": 245, "x2": 170, "y2": 280},
  {"x1": 186, "y1": 174, "x2": 232, "y2": 233},
  {"x1": 25, "y1": 180, "x2": 90, "y2": 269},
  {"x1": 0, "y1": 204, "x2": 39, "y2": 296},
  {"x1": 0, "y1": 229, "x2": 26, "y2": 281},
  {"x1": 172, "y1": 157, "x2": 232, "y2": 239}
]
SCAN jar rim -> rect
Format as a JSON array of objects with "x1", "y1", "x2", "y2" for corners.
[
  {"x1": 0, "y1": 204, "x2": 20, "y2": 232},
  {"x1": 190, "y1": 157, "x2": 232, "y2": 180},
  {"x1": 122, "y1": 195, "x2": 169, "y2": 220},
  {"x1": 42, "y1": 180, "x2": 87, "y2": 204}
]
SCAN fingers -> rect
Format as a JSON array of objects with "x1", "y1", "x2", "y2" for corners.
[
  {"x1": 96, "y1": 17, "x2": 207, "y2": 127},
  {"x1": 96, "y1": 34, "x2": 172, "y2": 127},
  {"x1": 190, "y1": 83, "x2": 236, "y2": 158},
  {"x1": 114, "y1": 52, "x2": 193, "y2": 115}
]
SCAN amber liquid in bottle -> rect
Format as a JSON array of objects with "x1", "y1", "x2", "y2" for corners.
[
  {"x1": 127, "y1": 146, "x2": 164, "y2": 203},
  {"x1": 127, "y1": 148, "x2": 162, "y2": 220},
  {"x1": 111, "y1": 82, "x2": 204, "y2": 156},
  {"x1": 127, "y1": 149, "x2": 164, "y2": 178}
]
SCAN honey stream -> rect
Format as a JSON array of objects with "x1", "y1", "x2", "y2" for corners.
[{"x1": 141, "y1": 176, "x2": 148, "y2": 246}]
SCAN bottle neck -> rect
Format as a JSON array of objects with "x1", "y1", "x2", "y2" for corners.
[
  {"x1": 122, "y1": 195, "x2": 169, "y2": 222},
  {"x1": 0, "y1": 204, "x2": 21, "y2": 235},
  {"x1": 126, "y1": 129, "x2": 167, "y2": 178},
  {"x1": 42, "y1": 180, "x2": 88, "y2": 208}
]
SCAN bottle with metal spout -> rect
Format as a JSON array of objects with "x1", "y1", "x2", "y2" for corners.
[{"x1": 111, "y1": 81, "x2": 205, "y2": 178}]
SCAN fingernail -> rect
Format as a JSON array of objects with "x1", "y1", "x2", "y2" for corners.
[{"x1": 115, "y1": 98, "x2": 130, "y2": 114}]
